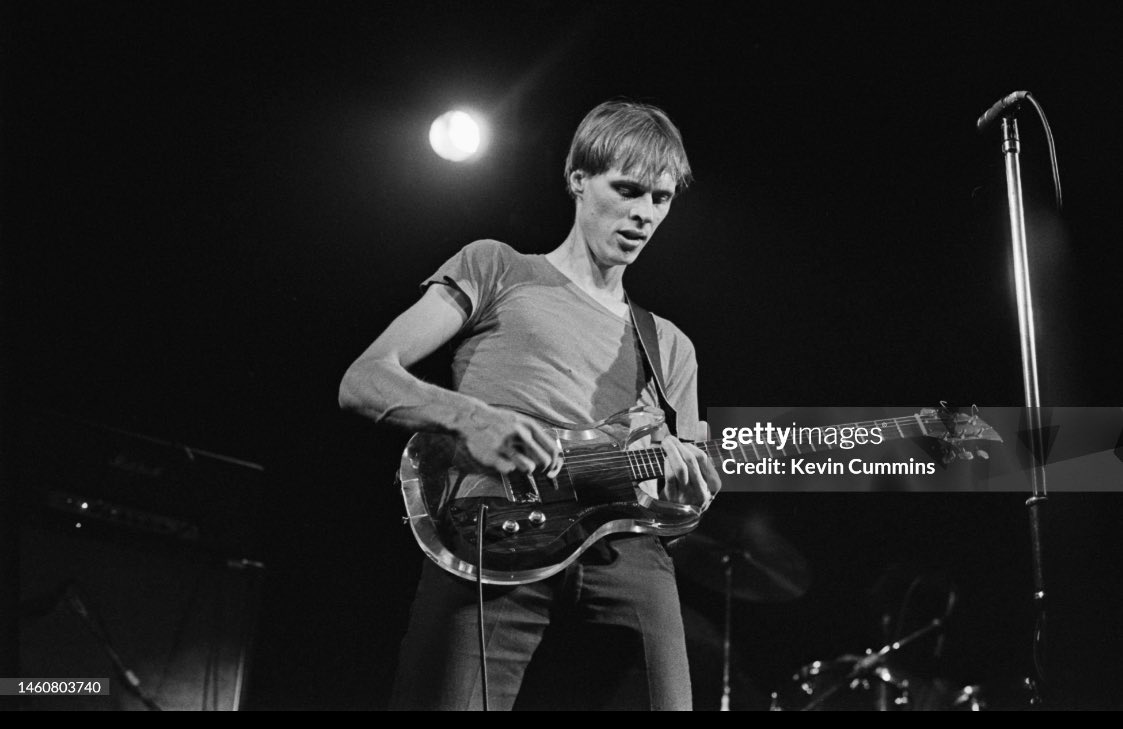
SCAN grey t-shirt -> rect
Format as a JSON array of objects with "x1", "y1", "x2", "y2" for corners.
[{"x1": 423, "y1": 239, "x2": 701, "y2": 439}]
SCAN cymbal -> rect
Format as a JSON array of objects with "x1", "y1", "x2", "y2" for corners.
[{"x1": 671, "y1": 511, "x2": 811, "y2": 602}]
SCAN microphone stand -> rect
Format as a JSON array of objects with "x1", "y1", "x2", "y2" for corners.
[
  {"x1": 997, "y1": 112, "x2": 1048, "y2": 704},
  {"x1": 720, "y1": 554, "x2": 733, "y2": 712}
]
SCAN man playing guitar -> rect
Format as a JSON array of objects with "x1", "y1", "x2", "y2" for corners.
[{"x1": 339, "y1": 100, "x2": 720, "y2": 710}]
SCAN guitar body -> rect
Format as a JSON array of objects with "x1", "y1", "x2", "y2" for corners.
[{"x1": 399, "y1": 407, "x2": 702, "y2": 585}]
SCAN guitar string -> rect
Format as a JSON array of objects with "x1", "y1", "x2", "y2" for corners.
[
  {"x1": 565, "y1": 445, "x2": 944, "y2": 478},
  {"x1": 562, "y1": 442, "x2": 931, "y2": 475},
  {"x1": 558, "y1": 415, "x2": 940, "y2": 467},
  {"x1": 561, "y1": 426, "x2": 938, "y2": 471},
  {"x1": 493, "y1": 412, "x2": 981, "y2": 492},
  {"x1": 556, "y1": 415, "x2": 950, "y2": 472},
  {"x1": 488, "y1": 414, "x2": 984, "y2": 494},
  {"x1": 558, "y1": 421, "x2": 986, "y2": 477}
]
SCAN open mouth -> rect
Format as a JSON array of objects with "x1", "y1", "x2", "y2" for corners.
[{"x1": 617, "y1": 230, "x2": 647, "y2": 245}]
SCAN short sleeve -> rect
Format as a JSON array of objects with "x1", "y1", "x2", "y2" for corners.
[
  {"x1": 656, "y1": 317, "x2": 701, "y2": 441},
  {"x1": 420, "y1": 239, "x2": 509, "y2": 333}
]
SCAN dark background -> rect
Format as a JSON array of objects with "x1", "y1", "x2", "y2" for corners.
[{"x1": 4, "y1": 0, "x2": 1123, "y2": 710}]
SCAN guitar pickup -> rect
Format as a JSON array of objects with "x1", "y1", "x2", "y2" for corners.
[{"x1": 501, "y1": 471, "x2": 542, "y2": 504}]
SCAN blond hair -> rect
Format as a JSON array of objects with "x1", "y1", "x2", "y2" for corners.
[{"x1": 564, "y1": 100, "x2": 692, "y2": 197}]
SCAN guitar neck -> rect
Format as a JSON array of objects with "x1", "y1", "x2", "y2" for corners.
[{"x1": 624, "y1": 413, "x2": 949, "y2": 481}]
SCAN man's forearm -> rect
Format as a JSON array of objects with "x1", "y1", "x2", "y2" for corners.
[{"x1": 338, "y1": 357, "x2": 487, "y2": 435}]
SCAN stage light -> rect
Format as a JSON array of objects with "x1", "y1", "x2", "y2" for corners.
[{"x1": 429, "y1": 110, "x2": 481, "y2": 162}]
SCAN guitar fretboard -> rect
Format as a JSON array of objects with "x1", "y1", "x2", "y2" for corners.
[{"x1": 565, "y1": 414, "x2": 952, "y2": 481}]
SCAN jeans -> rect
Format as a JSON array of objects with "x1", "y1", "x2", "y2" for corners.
[{"x1": 389, "y1": 534, "x2": 692, "y2": 710}]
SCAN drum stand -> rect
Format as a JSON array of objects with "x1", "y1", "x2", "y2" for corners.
[{"x1": 798, "y1": 618, "x2": 945, "y2": 711}]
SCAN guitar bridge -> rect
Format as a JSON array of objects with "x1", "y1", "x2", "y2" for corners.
[{"x1": 501, "y1": 471, "x2": 542, "y2": 504}]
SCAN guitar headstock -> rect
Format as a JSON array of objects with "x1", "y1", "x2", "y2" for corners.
[{"x1": 920, "y1": 403, "x2": 1004, "y2": 464}]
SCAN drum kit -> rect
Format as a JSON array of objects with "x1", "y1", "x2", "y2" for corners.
[{"x1": 671, "y1": 507, "x2": 1037, "y2": 711}]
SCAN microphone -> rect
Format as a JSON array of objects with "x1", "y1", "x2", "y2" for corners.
[{"x1": 976, "y1": 90, "x2": 1030, "y2": 132}]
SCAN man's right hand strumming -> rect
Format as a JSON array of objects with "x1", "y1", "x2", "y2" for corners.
[{"x1": 457, "y1": 404, "x2": 562, "y2": 476}]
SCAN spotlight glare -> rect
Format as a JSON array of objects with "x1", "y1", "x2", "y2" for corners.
[{"x1": 430, "y1": 110, "x2": 481, "y2": 162}]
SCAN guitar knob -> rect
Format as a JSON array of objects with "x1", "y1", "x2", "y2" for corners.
[
  {"x1": 528, "y1": 510, "x2": 546, "y2": 527},
  {"x1": 502, "y1": 519, "x2": 520, "y2": 534}
]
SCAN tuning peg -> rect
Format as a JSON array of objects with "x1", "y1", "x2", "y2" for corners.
[{"x1": 941, "y1": 442, "x2": 984, "y2": 464}]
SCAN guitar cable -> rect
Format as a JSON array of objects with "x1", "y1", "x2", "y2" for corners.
[{"x1": 476, "y1": 501, "x2": 490, "y2": 711}]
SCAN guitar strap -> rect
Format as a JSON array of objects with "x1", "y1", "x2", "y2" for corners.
[{"x1": 627, "y1": 298, "x2": 678, "y2": 438}]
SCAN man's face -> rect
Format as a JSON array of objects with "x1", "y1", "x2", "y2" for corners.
[{"x1": 572, "y1": 166, "x2": 676, "y2": 268}]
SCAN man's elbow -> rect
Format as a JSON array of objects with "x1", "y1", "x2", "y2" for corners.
[
  {"x1": 338, "y1": 365, "x2": 364, "y2": 413},
  {"x1": 338, "y1": 356, "x2": 398, "y2": 413}
]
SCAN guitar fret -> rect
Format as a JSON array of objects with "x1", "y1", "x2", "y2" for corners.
[
  {"x1": 617, "y1": 412, "x2": 960, "y2": 479},
  {"x1": 636, "y1": 450, "x2": 648, "y2": 479}
]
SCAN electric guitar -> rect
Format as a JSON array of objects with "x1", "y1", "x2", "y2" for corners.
[{"x1": 398, "y1": 405, "x2": 1001, "y2": 585}]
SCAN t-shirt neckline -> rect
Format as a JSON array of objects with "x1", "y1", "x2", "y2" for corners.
[{"x1": 537, "y1": 254, "x2": 632, "y2": 325}]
